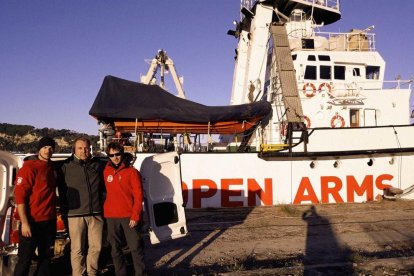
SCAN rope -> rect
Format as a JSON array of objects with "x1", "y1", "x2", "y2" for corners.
[
  {"x1": 392, "y1": 126, "x2": 402, "y2": 189},
  {"x1": 384, "y1": 184, "x2": 414, "y2": 200},
  {"x1": 252, "y1": 27, "x2": 272, "y2": 103},
  {"x1": 133, "y1": 118, "x2": 138, "y2": 153}
]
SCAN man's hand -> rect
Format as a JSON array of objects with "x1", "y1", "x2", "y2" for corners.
[
  {"x1": 17, "y1": 204, "x2": 31, "y2": 237},
  {"x1": 21, "y1": 222, "x2": 32, "y2": 237},
  {"x1": 129, "y1": 220, "x2": 138, "y2": 228}
]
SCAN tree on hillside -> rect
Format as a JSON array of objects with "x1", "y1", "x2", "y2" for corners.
[
  {"x1": 0, "y1": 123, "x2": 98, "y2": 153},
  {"x1": 0, "y1": 123, "x2": 34, "y2": 136}
]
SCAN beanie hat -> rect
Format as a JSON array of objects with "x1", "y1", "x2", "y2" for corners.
[{"x1": 37, "y1": 137, "x2": 56, "y2": 151}]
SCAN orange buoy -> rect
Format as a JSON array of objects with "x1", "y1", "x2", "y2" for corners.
[
  {"x1": 330, "y1": 115, "x2": 345, "y2": 128},
  {"x1": 303, "y1": 83, "x2": 317, "y2": 97}
]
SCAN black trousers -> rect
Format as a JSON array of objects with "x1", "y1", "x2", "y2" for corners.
[
  {"x1": 14, "y1": 219, "x2": 56, "y2": 276},
  {"x1": 107, "y1": 218, "x2": 145, "y2": 276}
]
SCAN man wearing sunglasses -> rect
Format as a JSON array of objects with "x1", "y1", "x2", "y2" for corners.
[{"x1": 103, "y1": 142, "x2": 145, "y2": 276}]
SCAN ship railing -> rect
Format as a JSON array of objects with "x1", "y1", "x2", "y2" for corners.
[
  {"x1": 297, "y1": 81, "x2": 367, "y2": 105},
  {"x1": 314, "y1": 31, "x2": 376, "y2": 52},
  {"x1": 300, "y1": 0, "x2": 340, "y2": 10},
  {"x1": 382, "y1": 79, "x2": 413, "y2": 90},
  {"x1": 335, "y1": 79, "x2": 413, "y2": 90},
  {"x1": 296, "y1": 79, "x2": 412, "y2": 103},
  {"x1": 13, "y1": 153, "x2": 72, "y2": 161}
]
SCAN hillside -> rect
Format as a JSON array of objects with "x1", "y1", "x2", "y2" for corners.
[{"x1": 0, "y1": 123, "x2": 99, "y2": 153}]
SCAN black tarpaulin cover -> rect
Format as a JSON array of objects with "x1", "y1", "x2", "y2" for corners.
[{"x1": 89, "y1": 75, "x2": 272, "y2": 133}]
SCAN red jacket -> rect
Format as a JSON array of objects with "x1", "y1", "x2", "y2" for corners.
[
  {"x1": 103, "y1": 162, "x2": 143, "y2": 221},
  {"x1": 14, "y1": 159, "x2": 57, "y2": 222}
]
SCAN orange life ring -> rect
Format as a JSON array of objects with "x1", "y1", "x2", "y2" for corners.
[
  {"x1": 302, "y1": 83, "x2": 317, "y2": 97},
  {"x1": 318, "y1": 82, "x2": 332, "y2": 93},
  {"x1": 330, "y1": 115, "x2": 345, "y2": 128},
  {"x1": 303, "y1": 115, "x2": 311, "y2": 128}
]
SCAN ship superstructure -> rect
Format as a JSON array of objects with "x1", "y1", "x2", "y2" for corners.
[{"x1": 229, "y1": 0, "x2": 412, "y2": 151}]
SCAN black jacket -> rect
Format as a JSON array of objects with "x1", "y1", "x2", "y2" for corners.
[{"x1": 58, "y1": 155, "x2": 106, "y2": 217}]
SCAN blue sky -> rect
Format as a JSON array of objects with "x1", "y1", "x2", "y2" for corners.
[{"x1": 1, "y1": 0, "x2": 413, "y2": 134}]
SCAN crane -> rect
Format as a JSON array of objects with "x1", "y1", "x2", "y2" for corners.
[{"x1": 140, "y1": 49, "x2": 186, "y2": 99}]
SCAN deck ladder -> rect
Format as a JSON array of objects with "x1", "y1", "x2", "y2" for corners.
[{"x1": 270, "y1": 23, "x2": 308, "y2": 151}]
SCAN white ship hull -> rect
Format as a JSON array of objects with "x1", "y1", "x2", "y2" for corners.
[{"x1": 134, "y1": 125, "x2": 414, "y2": 208}]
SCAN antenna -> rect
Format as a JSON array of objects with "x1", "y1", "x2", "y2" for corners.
[{"x1": 240, "y1": 0, "x2": 253, "y2": 20}]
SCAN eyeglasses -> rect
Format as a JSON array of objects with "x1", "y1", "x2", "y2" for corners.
[{"x1": 108, "y1": 152, "x2": 122, "y2": 158}]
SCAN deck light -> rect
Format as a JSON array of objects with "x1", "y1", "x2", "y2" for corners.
[{"x1": 227, "y1": 21, "x2": 241, "y2": 38}]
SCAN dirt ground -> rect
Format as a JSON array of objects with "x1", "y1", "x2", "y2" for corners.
[
  {"x1": 22, "y1": 199, "x2": 413, "y2": 275},
  {"x1": 143, "y1": 199, "x2": 414, "y2": 275}
]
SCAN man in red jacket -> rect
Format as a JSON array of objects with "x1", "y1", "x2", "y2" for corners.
[
  {"x1": 104, "y1": 142, "x2": 145, "y2": 276},
  {"x1": 14, "y1": 137, "x2": 57, "y2": 276}
]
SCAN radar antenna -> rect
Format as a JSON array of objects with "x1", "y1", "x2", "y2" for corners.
[{"x1": 240, "y1": 0, "x2": 254, "y2": 20}]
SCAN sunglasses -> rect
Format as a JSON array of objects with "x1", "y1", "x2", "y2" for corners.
[{"x1": 108, "y1": 152, "x2": 122, "y2": 158}]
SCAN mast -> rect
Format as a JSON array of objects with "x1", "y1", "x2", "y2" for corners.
[{"x1": 140, "y1": 49, "x2": 186, "y2": 99}]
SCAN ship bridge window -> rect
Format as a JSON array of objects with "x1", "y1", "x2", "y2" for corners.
[
  {"x1": 366, "y1": 66, "x2": 380, "y2": 80},
  {"x1": 302, "y1": 39, "x2": 315, "y2": 49},
  {"x1": 307, "y1": 55, "x2": 316, "y2": 61},
  {"x1": 304, "y1": 65, "x2": 317, "y2": 80},
  {"x1": 334, "y1": 65, "x2": 346, "y2": 80},
  {"x1": 318, "y1": 55, "x2": 331, "y2": 61},
  {"x1": 320, "y1": 65, "x2": 331, "y2": 80},
  {"x1": 353, "y1": 68, "x2": 361, "y2": 77}
]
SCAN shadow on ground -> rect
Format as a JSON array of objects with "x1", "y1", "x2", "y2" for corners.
[{"x1": 48, "y1": 203, "x2": 414, "y2": 275}]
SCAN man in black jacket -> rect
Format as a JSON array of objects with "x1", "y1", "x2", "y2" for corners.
[{"x1": 58, "y1": 137, "x2": 105, "y2": 276}]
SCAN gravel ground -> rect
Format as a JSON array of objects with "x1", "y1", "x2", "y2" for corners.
[
  {"x1": 5, "y1": 199, "x2": 413, "y2": 275},
  {"x1": 144, "y1": 199, "x2": 414, "y2": 275}
]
